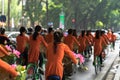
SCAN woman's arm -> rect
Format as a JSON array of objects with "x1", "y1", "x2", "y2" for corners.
[
  {"x1": 0, "y1": 59, "x2": 18, "y2": 77},
  {"x1": 64, "y1": 45, "x2": 77, "y2": 64},
  {"x1": 41, "y1": 36, "x2": 48, "y2": 48}
]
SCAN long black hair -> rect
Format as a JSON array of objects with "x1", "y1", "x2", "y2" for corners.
[
  {"x1": 68, "y1": 29, "x2": 73, "y2": 35},
  {"x1": 33, "y1": 25, "x2": 41, "y2": 40},
  {"x1": 48, "y1": 27, "x2": 53, "y2": 33},
  {"x1": 95, "y1": 30, "x2": 101, "y2": 39},
  {"x1": 19, "y1": 26, "x2": 27, "y2": 36},
  {"x1": 73, "y1": 29, "x2": 77, "y2": 38},
  {"x1": 53, "y1": 31, "x2": 63, "y2": 53},
  {"x1": 81, "y1": 30, "x2": 86, "y2": 37},
  {"x1": 86, "y1": 30, "x2": 91, "y2": 36}
]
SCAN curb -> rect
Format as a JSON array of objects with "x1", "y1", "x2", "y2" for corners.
[
  {"x1": 113, "y1": 59, "x2": 120, "y2": 80},
  {"x1": 95, "y1": 52, "x2": 118, "y2": 80}
]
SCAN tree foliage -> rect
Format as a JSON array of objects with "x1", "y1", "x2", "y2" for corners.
[
  {"x1": 14, "y1": 0, "x2": 120, "y2": 30},
  {"x1": 2, "y1": 0, "x2": 120, "y2": 31},
  {"x1": 25, "y1": 0, "x2": 43, "y2": 27},
  {"x1": 0, "y1": 0, "x2": 22, "y2": 28}
]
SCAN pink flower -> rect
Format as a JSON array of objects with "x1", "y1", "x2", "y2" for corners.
[
  {"x1": 73, "y1": 52, "x2": 85, "y2": 64},
  {"x1": 77, "y1": 54, "x2": 85, "y2": 64},
  {"x1": 11, "y1": 64, "x2": 17, "y2": 69},
  {"x1": 13, "y1": 49, "x2": 21, "y2": 58},
  {"x1": 5, "y1": 45, "x2": 12, "y2": 51}
]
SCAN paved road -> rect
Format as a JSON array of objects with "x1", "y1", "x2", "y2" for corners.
[
  {"x1": 70, "y1": 41, "x2": 119, "y2": 80},
  {"x1": 70, "y1": 56, "x2": 96, "y2": 80}
]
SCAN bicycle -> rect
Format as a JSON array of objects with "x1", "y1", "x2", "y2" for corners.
[
  {"x1": 26, "y1": 63, "x2": 42, "y2": 80},
  {"x1": 93, "y1": 56, "x2": 102, "y2": 75}
]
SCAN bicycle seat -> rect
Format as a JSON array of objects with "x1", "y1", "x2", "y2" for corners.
[{"x1": 48, "y1": 75, "x2": 60, "y2": 80}]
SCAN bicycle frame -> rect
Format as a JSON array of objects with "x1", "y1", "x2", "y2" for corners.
[{"x1": 94, "y1": 56, "x2": 101, "y2": 75}]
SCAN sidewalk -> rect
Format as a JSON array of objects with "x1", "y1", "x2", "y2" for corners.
[
  {"x1": 105, "y1": 54, "x2": 120, "y2": 80},
  {"x1": 114, "y1": 62, "x2": 120, "y2": 80},
  {"x1": 95, "y1": 49, "x2": 119, "y2": 80}
]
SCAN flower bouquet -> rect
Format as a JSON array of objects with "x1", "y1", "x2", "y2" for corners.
[
  {"x1": 0, "y1": 45, "x2": 22, "y2": 79},
  {"x1": 1, "y1": 45, "x2": 20, "y2": 64},
  {"x1": 72, "y1": 52, "x2": 85, "y2": 64}
]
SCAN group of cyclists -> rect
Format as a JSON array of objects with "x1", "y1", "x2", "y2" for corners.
[{"x1": 0, "y1": 25, "x2": 117, "y2": 80}]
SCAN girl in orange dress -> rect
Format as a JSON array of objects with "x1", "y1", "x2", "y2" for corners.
[
  {"x1": 86, "y1": 30, "x2": 94, "y2": 44},
  {"x1": 85, "y1": 30, "x2": 93, "y2": 57},
  {"x1": 28, "y1": 25, "x2": 47, "y2": 64},
  {"x1": 44, "y1": 27, "x2": 54, "y2": 44},
  {"x1": 101, "y1": 30, "x2": 109, "y2": 46},
  {"x1": 45, "y1": 31, "x2": 78, "y2": 80},
  {"x1": 93, "y1": 30, "x2": 106, "y2": 66},
  {"x1": 64, "y1": 29, "x2": 80, "y2": 51},
  {"x1": 40, "y1": 27, "x2": 53, "y2": 69},
  {"x1": 78, "y1": 30, "x2": 90, "y2": 55},
  {"x1": 16, "y1": 27, "x2": 29, "y2": 65},
  {"x1": 101, "y1": 30, "x2": 109, "y2": 59},
  {"x1": 72, "y1": 29, "x2": 79, "y2": 53},
  {"x1": 72, "y1": 29, "x2": 78, "y2": 39}
]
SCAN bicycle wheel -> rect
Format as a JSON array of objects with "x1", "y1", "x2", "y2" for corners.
[
  {"x1": 94, "y1": 56, "x2": 101, "y2": 75},
  {"x1": 94, "y1": 61, "x2": 98, "y2": 75},
  {"x1": 34, "y1": 73, "x2": 42, "y2": 80},
  {"x1": 97, "y1": 57, "x2": 101, "y2": 71},
  {"x1": 26, "y1": 63, "x2": 37, "y2": 79}
]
